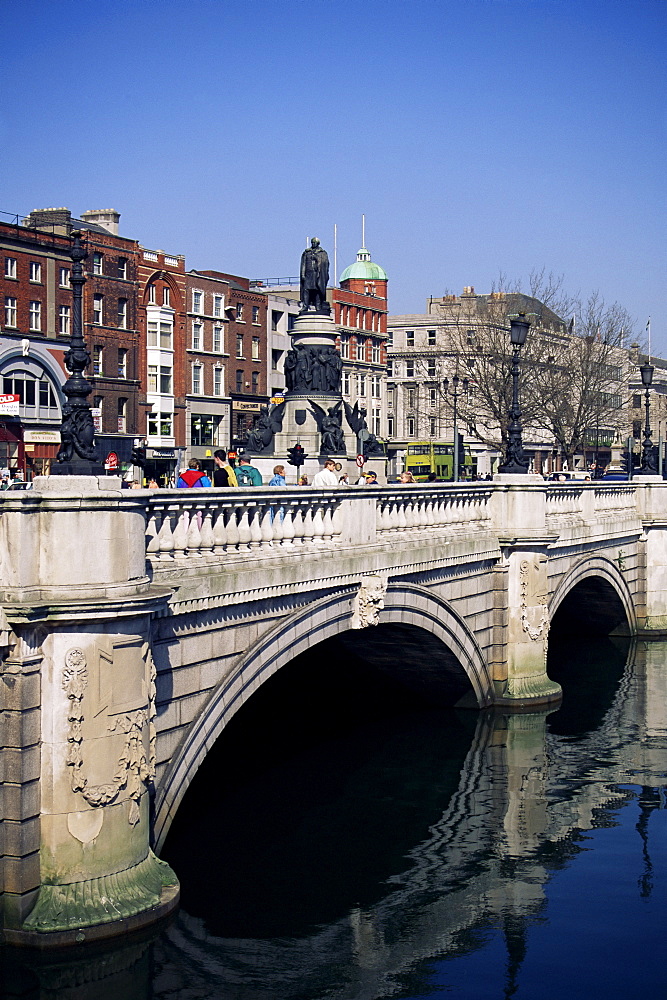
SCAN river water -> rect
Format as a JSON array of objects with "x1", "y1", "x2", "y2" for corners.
[{"x1": 5, "y1": 636, "x2": 667, "y2": 1000}]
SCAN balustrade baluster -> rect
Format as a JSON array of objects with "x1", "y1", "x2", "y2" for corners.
[
  {"x1": 311, "y1": 500, "x2": 325, "y2": 544},
  {"x1": 249, "y1": 504, "x2": 262, "y2": 549},
  {"x1": 186, "y1": 507, "x2": 203, "y2": 556},
  {"x1": 225, "y1": 504, "x2": 241, "y2": 552},
  {"x1": 291, "y1": 501, "x2": 305, "y2": 544},
  {"x1": 259, "y1": 502, "x2": 275, "y2": 548},
  {"x1": 302, "y1": 501, "x2": 315, "y2": 546},
  {"x1": 281, "y1": 503, "x2": 295, "y2": 545},
  {"x1": 146, "y1": 508, "x2": 162, "y2": 560},
  {"x1": 199, "y1": 506, "x2": 215, "y2": 556},
  {"x1": 156, "y1": 508, "x2": 176, "y2": 559},
  {"x1": 321, "y1": 501, "x2": 334, "y2": 543},
  {"x1": 237, "y1": 504, "x2": 252, "y2": 551}
]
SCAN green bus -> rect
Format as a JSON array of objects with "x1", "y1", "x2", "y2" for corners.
[{"x1": 405, "y1": 441, "x2": 476, "y2": 482}]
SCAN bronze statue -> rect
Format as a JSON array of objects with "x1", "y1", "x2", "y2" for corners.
[
  {"x1": 310, "y1": 399, "x2": 346, "y2": 454},
  {"x1": 300, "y1": 238, "x2": 330, "y2": 314}
]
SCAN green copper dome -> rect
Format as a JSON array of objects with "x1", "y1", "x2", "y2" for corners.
[{"x1": 340, "y1": 247, "x2": 388, "y2": 283}]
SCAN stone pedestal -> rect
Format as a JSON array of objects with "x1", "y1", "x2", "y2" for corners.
[{"x1": 273, "y1": 312, "x2": 357, "y2": 464}]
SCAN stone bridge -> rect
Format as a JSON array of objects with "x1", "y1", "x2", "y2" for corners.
[{"x1": 2, "y1": 474, "x2": 667, "y2": 946}]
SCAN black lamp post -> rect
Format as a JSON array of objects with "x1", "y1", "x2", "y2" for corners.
[
  {"x1": 51, "y1": 230, "x2": 104, "y2": 475},
  {"x1": 639, "y1": 362, "x2": 657, "y2": 474},
  {"x1": 443, "y1": 374, "x2": 468, "y2": 481},
  {"x1": 498, "y1": 313, "x2": 531, "y2": 474}
]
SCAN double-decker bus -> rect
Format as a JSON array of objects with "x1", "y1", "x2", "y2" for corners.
[{"x1": 405, "y1": 441, "x2": 477, "y2": 482}]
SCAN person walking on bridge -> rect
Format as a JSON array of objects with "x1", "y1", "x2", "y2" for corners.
[
  {"x1": 235, "y1": 454, "x2": 263, "y2": 487},
  {"x1": 213, "y1": 450, "x2": 238, "y2": 487}
]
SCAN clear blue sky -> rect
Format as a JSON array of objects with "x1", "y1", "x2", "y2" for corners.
[{"x1": 2, "y1": 0, "x2": 664, "y2": 350}]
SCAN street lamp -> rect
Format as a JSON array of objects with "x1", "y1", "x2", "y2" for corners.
[
  {"x1": 443, "y1": 374, "x2": 468, "y2": 481},
  {"x1": 51, "y1": 230, "x2": 103, "y2": 475},
  {"x1": 498, "y1": 313, "x2": 531, "y2": 474},
  {"x1": 639, "y1": 361, "x2": 658, "y2": 474}
]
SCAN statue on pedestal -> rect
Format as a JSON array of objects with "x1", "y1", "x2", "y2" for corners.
[
  {"x1": 310, "y1": 400, "x2": 346, "y2": 454},
  {"x1": 300, "y1": 238, "x2": 330, "y2": 315}
]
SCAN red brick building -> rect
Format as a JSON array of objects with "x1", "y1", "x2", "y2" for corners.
[{"x1": 0, "y1": 208, "x2": 143, "y2": 478}]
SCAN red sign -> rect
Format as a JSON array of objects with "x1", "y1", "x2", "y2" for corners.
[
  {"x1": 228, "y1": 451, "x2": 237, "y2": 460},
  {"x1": 105, "y1": 452, "x2": 119, "y2": 471},
  {"x1": 356, "y1": 454, "x2": 365, "y2": 468},
  {"x1": 0, "y1": 394, "x2": 20, "y2": 416}
]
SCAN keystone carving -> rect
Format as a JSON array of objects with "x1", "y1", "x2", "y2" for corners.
[{"x1": 352, "y1": 575, "x2": 387, "y2": 629}]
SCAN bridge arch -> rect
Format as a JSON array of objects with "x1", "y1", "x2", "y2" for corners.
[
  {"x1": 549, "y1": 555, "x2": 637, "y2": 636},
  {"x1": 153, "y1": 583, "x2": 492, "y2": 850}
]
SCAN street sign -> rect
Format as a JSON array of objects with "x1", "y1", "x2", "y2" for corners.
[
  {"x1": 356, "y1": 454, "x2": 365, "y2": 468},
  {"x1": 105, "y1": 452, "x2": 119, "y2": 471},
  {"x1": 0, "y1": 394, "x2": 20, "y2": 416}
]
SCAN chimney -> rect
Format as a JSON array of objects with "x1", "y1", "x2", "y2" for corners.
[
  {"x1": 81, "y1": 209, "x2": 120, "y2": 236},
  {"x1": 22, "y1": 207, "x2": 73, "y2": 234}
]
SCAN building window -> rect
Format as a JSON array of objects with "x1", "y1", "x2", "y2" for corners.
[
  {"x1": 118, "y1": 258, "x2": 127, "y2": 280},
  {"x1": 251, "y1": 371, "x2": 259, "y2": 392},
  {"x1": 147, "y1": 318, "x2": 173, "y2": 348},
  {"x1": 235, "y1": 369, "x2": 244, "y2": 392},
  {"x1": 340, "y1": 336, "x2": 350, "y2": 359},
  {"x1": 357, "y1": 374, "x2": 366, "y2": 397},
  {"x1": 117, "y1": 298, "x2": 128, "y2": 329},
  {"x1": 428, "y1": 329, "x2": 436, "y2": 346},
  {"x1": 148, "y1": 411, "x2": 173, "y2": 437},
  {"x1": 5, "y1": 257, "x2": 17, "y2": 279},
  {"x1": 191, "y1": 414, "x2": 222, "y2": 447},
  {"x1": 386, "y1": 388, "x2": 395, "y2": 409},
  {"x1": 386, "y1": 359, "x2": 393, "y2": 377},
  {"x1": 213, "y1": 294, "x2": 223, "y2": 318},
  {"x1": 29, "y1": 301, "x2": 41, "y2": 331},
  {"x1": 160, "y1": 286, "x2": 169, "y2": 307},
  {"x1": 192, "y1": 364, "x2": 202, "y2": 394},
  {"x1": 429, "y1": 416, "x2": 437, "y2": 437},
  {"x1": 93, "y1": 294, "x2": 103, "y2": 325},
  {"x1": 192, "y1": 290, "x2": 203, "y2": 313},
  {"x1": 407, "y1": 387, "x2": 416, "y2": 409},
  {"x1": 59, "y1": 267, "x2": 70, "y2": 287},
  {"x1": 29, "y1": 261, "x2": 42, "y2": 283},
  {"x1": 147, "y1": 365, "x2": 157, "y2": 392},
  {"x1": 343, "y1": 372, "x2": 350, "y2": 395},
  {"x1": 372, "y1": 341, "x2": 381, "y2": 364},
  {"x1": 406, "y1": 330, "x2": 414, "y2": 347},
  {"x1": 117, "y1": 398, "x2": 127, "y2": 433},
  {"x1": 387, "y1": 329, "x2": 393, "y2": 346},
  {"x1": 429, "y1": 386, "x2": 438, "y2": 408},
  {"x1": 407, "y1": 416, "x2": 416, "y2": 437},
  {"x1": 214, "y1": 367, "x2": 223, "y2": 396},
  {"x1": 92, "y1": 253, "x2": 103, "y2": 275},
  {"x1": 59, "y1": 305, "x2": 70, "y2": 335},
  {"x1": 271, "y1": 310, "x2": 283, "y2": 331},
  {"x1": 93, "y1": 396, "x2": 103, "y2": 424},
  {"x1": 236, "y1": 303, "x2": 244, "y2": 320},
  {"x1": 5, "y1": 297, "x2": 17, "y2": 328},
  {"x1": 405, "y1": 360, "x2": 415, "y2": 378},
  {"x1": 236, "y1": 334, "x2": 244, "y2": 357},
  {"x1": 372, "y1": 408, "x2": 381, "y2": 435},
  {"x1": 160, "y1": 366, "x2": 172, "y2": 394},
  {"x1": 633, "y1": 394, "x2": 642, "y2": 408},
  {"x1": 93, "y1": 346, "x2": 103, "y2": 375},
  {"x1": 371, "y1": 375, "x2": 382, "y2": 398},
  {"x1": 287, "y1": 314, "x2": 296, "y2": 331},
  {"x1": 148, "y1": 283, "x2": 156, "y2": 304},
  {"x1": 252, "y1": 305, "x2": 260, "y2": 324},
  {"x1": 252, "y1": 337, "x2": 260, "y2": 360},
  {"x1": 118, "y1": 348, "x2": 127, "y2": 378},
  {"x1": 192, "y1": 322, "x2": 202, "y2": 350},
  {"x1": 213, "y1": 326, "x2": 223, "y2": 353},
  {"x1": 387, "y1": 416, "x2": 394, "y2": 437},
  {"x1": 427, "y1": 359, "x2": 436, "y2": 377}
]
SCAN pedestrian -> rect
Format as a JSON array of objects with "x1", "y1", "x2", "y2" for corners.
[
  {"x1": 148, "y1": 478, "x2": 159, "y2": 488},
  {"x1": 177, "y1": 459, "x2": 211, "y2": 488},
  {"x1": 269, "y1": 465, "x2": 286, "y2": 487},
  {"x1": 212, "y1": 449, "x2": 238, "y2": 487},
  {"x1": 338, "y1": 473, "x2": 349, "y2": 486},
  {"x1": 312, "y1": 459, "x2": 338, "y2": 487},
  {"x1": 354, "y1": 473, "x2": 366, "y2": 485},
  {"x1": 399, "y1": 471, "x2": 416, "y2": 484},
  {"x1": 365, "y1": 471, "x2": 380, "y2": 486},
  {"x1": 298, "y1": 474, "x2": 309, "y2": 486},
  {"x1": 235, "y1": 454, "x2": 263, "y2": 487}
]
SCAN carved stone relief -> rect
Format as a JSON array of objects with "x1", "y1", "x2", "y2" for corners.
[{"x1": 352, "y1": 575, "x2": 387, "y2": 629}]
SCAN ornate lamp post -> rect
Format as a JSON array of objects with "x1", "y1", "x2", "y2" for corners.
[
  {"x1": 498, "y1": 314, "x2": 531, "y2": 474},
  {"x1": 51, "y1": 231, "x2": 103, "y2": 476},
  {"x1": 442, "y1": 374, "x2": 468, "y2": 481},
  {"x1": 639, "y1": 361, "x2": 658, "y2": 474}
]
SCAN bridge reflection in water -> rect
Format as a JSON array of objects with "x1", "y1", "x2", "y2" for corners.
[{"x1": 5, "y1": 638, "x2": 666, "y2": 1000}]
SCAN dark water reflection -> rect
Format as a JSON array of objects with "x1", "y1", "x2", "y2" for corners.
[{"x1": 5, "y1": 638, "x2": 667, "y2": 1000}]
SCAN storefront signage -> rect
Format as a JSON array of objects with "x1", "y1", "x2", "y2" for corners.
[
  {"x1": 233, "y1": 401, "x2": 262, "y2": 412},
  {"x1": 23, "y1": 429, "x2": 61, "y2": 444},
  {"x1": 0, "y1": 394, "x2": 20, "y2": 416},
  {"x1": 105, "y1": 452, "x2": 119, "y2": 471},
  {"x1": 150, "y1": 449, "x2": 175, "y2": 459}
]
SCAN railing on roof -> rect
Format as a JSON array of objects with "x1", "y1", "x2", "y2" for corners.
[{"x1": 250, "y1": 277, "x2": 300, "y2": 289}]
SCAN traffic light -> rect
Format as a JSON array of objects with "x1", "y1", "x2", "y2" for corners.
[
  {"x1": 456, "y1": 431, "x2": 465, "y2": 469},
  {"x1": 131, "y1": 445, "x2": 146, "y2": 468},
  {"x1": 287, "y1": 444, "x2": 307, "y2": 468}
]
